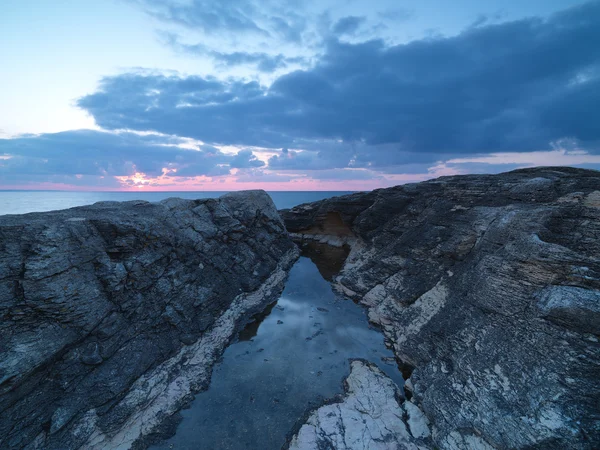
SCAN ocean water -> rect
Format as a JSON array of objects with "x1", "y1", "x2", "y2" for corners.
[{"x1": 0, "y1": 191, "x2": 355, "y2": 216}]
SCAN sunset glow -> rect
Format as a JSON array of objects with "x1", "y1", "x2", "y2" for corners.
[{"x1": 1, "y1": 0, "x2": 598, "y2": 191}]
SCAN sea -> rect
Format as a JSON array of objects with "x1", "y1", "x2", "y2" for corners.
[{"x1": 0, "y1": 191, "x2": 355, "y2": 216}]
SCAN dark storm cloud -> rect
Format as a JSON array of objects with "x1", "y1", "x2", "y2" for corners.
[
  {"x1": 80, "y1": 1, "x2": 600, "y2": 165},
  {"x1": 0, "y1": 130, "x2": 264, "y2": 185}
]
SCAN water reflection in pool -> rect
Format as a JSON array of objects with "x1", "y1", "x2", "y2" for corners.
[{"x1": 151, "y1": 250, "x2": 404, "y2": 450}]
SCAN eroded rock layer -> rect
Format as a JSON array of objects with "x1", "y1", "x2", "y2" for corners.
[
  {"x1": 0, "y1": 191, "x2": 298, "y2": 449},
  {"x1": 281, "y1": 167, "x2": 600, "y2": 449},
  {"x1": 288, "y1": 360, "x2": 432, "y2": 450}
]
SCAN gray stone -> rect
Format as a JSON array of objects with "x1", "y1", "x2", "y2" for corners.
[
  {"x1": 288, "y1": 360, "x2": 431, "y2": 450},
  {"x1": 536, "y1": 285, "x2": 600, "y2": 334},
  {"x1": 80, "y1": 343, "x2": 103, "y2": 366},
  {"x1": 0, "y1": 190, "x2": 298, "y2": 449},
  {"x1": 282, "y1": 167, "x2": 600, "y2": 449}
]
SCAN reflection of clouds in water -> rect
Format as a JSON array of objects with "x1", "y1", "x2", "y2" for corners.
[
  {"x1": 152, "y1": 256, "x2": 403, "y2": 450},
  {"x1": 333, "y1": 324, "x2": 375, "y2": 344},
  {"x1": 275, "y1": 296, "x2": 307, "y2": 312},
  {"x1": 256, "y1": 300, "x2": 317, "y2": 344},
  {"x1": 261, "y1": 296, "x2": 334, "y2": 339}
]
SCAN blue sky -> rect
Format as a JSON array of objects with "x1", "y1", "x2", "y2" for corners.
[{"x1": 0, "y1": 0, "x2": 598, "y2": 190}]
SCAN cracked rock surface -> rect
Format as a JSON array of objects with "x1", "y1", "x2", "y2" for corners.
[
  {"x1": 288, "y1": 360, "x2": 431, "y2": 450},
  {"x1": 282, "y1": 167, "x2": 600, "y2": 449},
  {"x1": 0, "y1": 190, "x2": 297, "y2": 449}
]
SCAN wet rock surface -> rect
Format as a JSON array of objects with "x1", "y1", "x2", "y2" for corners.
[
  {"x1": 281, "y1": 167, "x2": 600, "y2": 449},
  {"x1": 0, "y1": 190, "x2": 297, "y2": 449}
]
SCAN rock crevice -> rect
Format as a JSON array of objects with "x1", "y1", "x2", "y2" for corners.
[
  {"x1": 281, "y1": 167, "x2": 600, "y2": 449},
  {"x1": 0, "y1": 190, "x2": 298, "y2": 449}
]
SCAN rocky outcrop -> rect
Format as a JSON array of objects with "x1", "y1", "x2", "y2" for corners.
[
  {"x1": 0, "y1": 191, "x2": 298, "y2": 449},
  {"x1": 288, "y1": 360, "x2": 432, "y2": 450},
  {"x1": 281, "y1": 167, "x2": 600, "y2": 449}
]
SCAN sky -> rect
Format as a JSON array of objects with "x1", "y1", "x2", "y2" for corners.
[{"x1": 0, "y1": 0, "x2": 598, "y2": 191}]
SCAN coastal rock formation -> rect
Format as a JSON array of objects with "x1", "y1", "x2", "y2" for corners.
[
  {"x1": 288, "y1": 360, "x2": 432, "y2": 450},
  {"x1": 0, "y1": 191, "x2": 298, "y2": 449},
  {"x1": 282, "y1": 167, "x2": 600, "y2": 449}
]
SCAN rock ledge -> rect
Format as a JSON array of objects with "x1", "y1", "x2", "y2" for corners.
[
  {"x1": 282, "y1": 167, "x2": 600, "y2": 449},
  {"x1": 0, "y1": 190, "x2": 297, "y2": 449},
  {"x1": 288, "y1": 360, "x2": 432, "y2": 450}
]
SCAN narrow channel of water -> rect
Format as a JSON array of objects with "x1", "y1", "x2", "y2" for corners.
[{"x1": 151, "y1": 245, "x2": 404, "y2": 450}]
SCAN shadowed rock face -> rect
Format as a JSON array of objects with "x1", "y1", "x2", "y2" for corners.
[
  {"x1": 0, "y1": 190, "x2": 298, "y2": 449},
  {"x1": 281, "y1": 167, "x2": 600, "y2": 449},
  {"x1": 299, "y1": 241, "x2": 350, "y2": 282}
]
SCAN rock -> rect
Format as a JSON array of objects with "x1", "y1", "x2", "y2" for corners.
[
  {"x1": 0, "y1": 190, "x2": 298, "y2": 449},
  {"x1": 80, "y1": 343, "x2": 103, "y2": 366},
  {"x1": 536, "y1": 285, "x2": 600, "y2": 334},
  {"x1": 178, "y1": 334, "x2": 197, "y2": 346},
  {"x1": 287, "y1": 360, "x2": 431, "y2": 450},
  {"x1": 281, "y1": 167, "x2": 600, "y2": 449},
  {"x1": 404, "y1": 401, "x2": 431, "y2": 439}
]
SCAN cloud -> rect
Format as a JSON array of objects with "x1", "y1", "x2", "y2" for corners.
[
  {"x1": 446, "y1": 149, "x2": 600, "y2": 167},
  {"x1": 306, "y1": 168, "x2": 382, "y2": 181},
  {"x1": 79, "y1": 0, "x2": 600, "y2": 166},
  {"x1": 267, "y1": 148, "x2": 354, "y2": 170},
  {"x1": 376, "y1": 8, "x2": 414, "y2": 22},
  {"x1": 0, "y1": 130, "x2": 264, "y2": 187},
  {"x1": 332, "y1": 16, "x2": 366, "y2": 36},
  {"x1": 230, "y1": 149, "x2": 266, "y2": 168},
  {"x1": 127, "y1": 0, "x2": 267, "y2": 35},
  {"x1": 161, "y1": 32, "x2": 305, "y2": 72},
  {"x1": 128, "y1": 0, "x2": 307, "y2": 43},
  {"x1": 234, "y1": 168, "x2": 295, "y2": 183}
]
